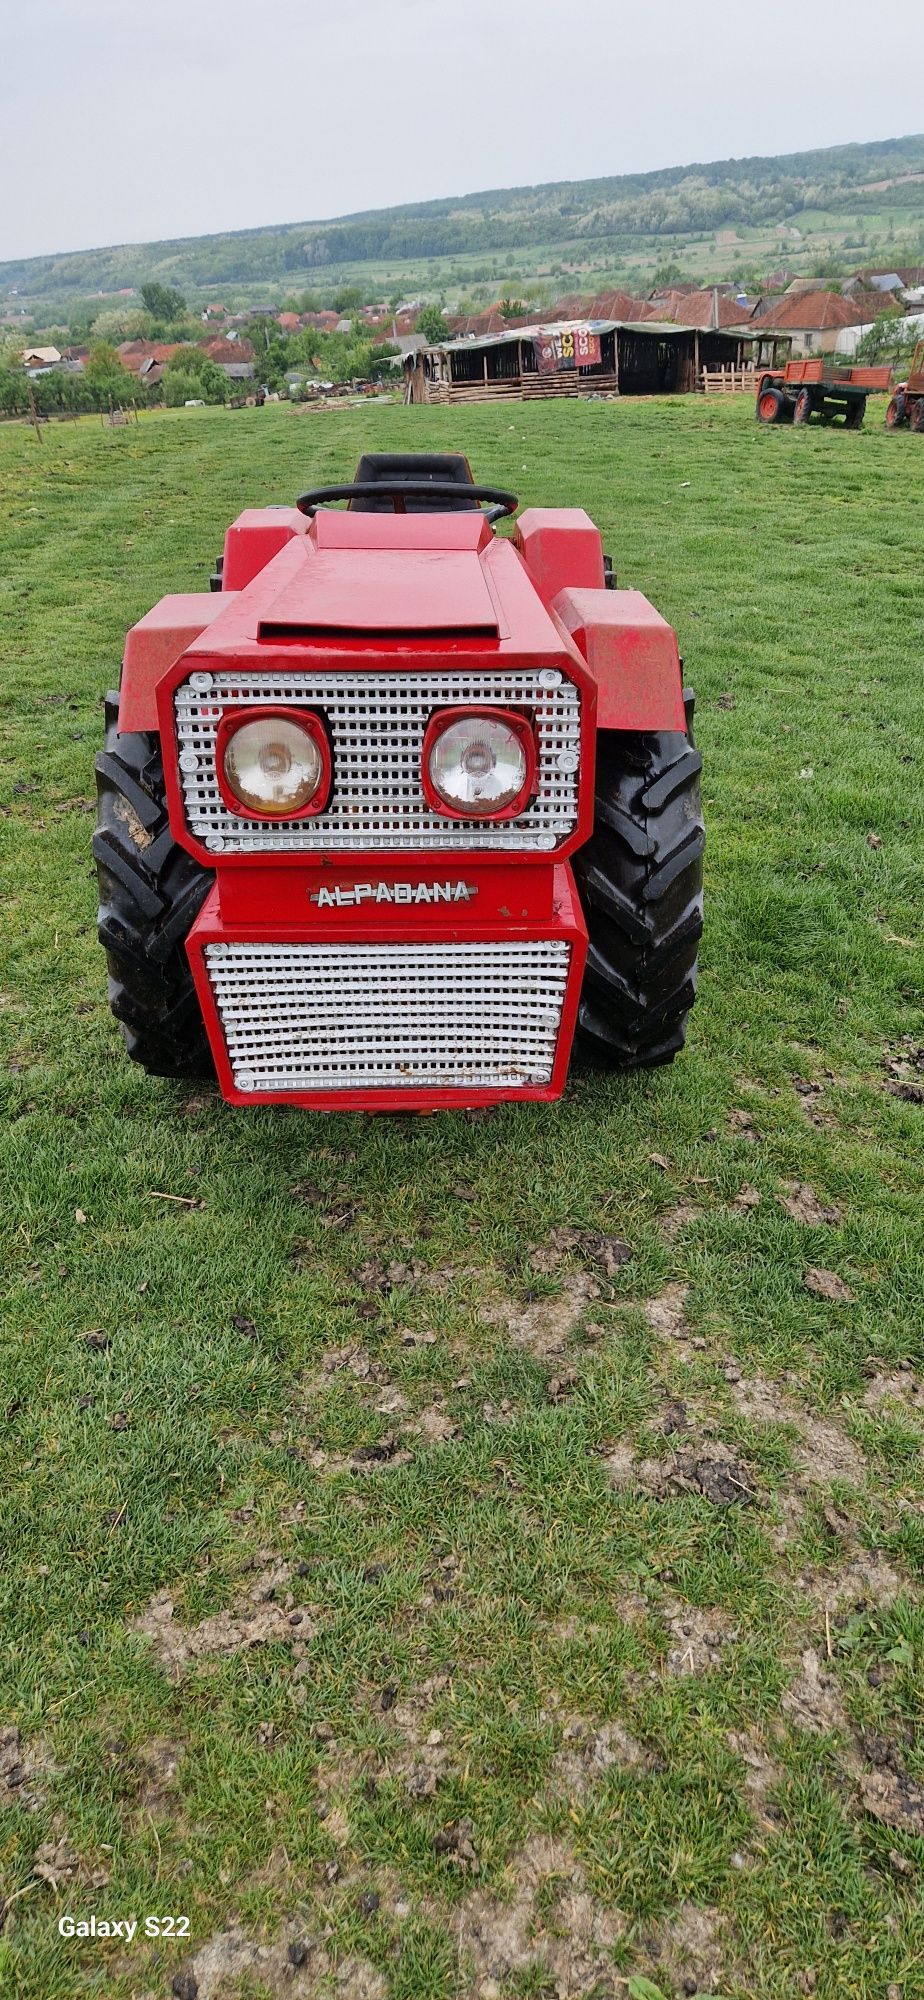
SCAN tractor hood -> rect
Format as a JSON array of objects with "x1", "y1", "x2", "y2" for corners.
[{"x1": 185, "y1": 519, "x2": 572, "y2": 666}]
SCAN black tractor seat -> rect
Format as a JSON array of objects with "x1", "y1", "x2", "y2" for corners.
[{"x1": 349, "y1": 452, "x2": 479, "y2": 512}]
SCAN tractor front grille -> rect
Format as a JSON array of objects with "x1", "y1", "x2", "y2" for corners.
[
  {"x1": 203, "y1": 938, "x2": 571, "y2": 1094},
  {"x1": 174, "y1": 667, "x2": 581, "y2": 854}
]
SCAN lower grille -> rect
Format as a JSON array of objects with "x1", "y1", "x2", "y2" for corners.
[{"x1": 204, "y1": 939, "x2": 571, "y2": 1094}]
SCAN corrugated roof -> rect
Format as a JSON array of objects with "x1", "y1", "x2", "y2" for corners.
[{"x1": 432, "y1": 317, "x2": 700, "y2": 353}]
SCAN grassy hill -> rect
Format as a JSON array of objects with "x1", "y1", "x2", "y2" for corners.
[
  {"x1": 1, "y1": 392, "x2": 923, "y2": 2000},
  {"x1": 4, "y1": 131, "x2": 924, "y2": 316}
]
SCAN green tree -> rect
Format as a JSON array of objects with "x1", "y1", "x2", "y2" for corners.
[
  {"x1": 417, "y1": 305, "x2": 450, "y2": 343},
  {"x1": 84, "y1": 342, "x2": 141, "y2": 410},
  {"x1": 140, "y1": 282, "x2": 187, "y2": 322},
  {"x1": 164, "y1": 347, "x2": 229, "y2": 402},
  {"x1": 164, "y1": 370, "x2": 209, "y2": 407},
  {"x1": 0, "y1": 366, "x2": 28, "y2": 415},
  {"x1": 856, "y1": 311, "x2": 918, "y2": 364},
  {"x1": 90, "y1": 306, "x2": 152, "y2": 342},
  {"x1": 652, "y1": 260, "x2": 683, "y2": 288}
]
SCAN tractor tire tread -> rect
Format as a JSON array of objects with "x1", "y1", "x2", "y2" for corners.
[
  {"x1": 573, "y1": 707, "x2": 704, "y2": 1071},
  {"x1": 95, "y1": 698, "x2": 215, "y2": 1078}
]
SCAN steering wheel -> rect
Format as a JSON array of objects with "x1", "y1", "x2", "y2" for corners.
[{"x1": 295, "y1": 480, "x2": 519, "y2": 524}]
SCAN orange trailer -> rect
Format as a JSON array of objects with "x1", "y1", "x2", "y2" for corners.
[{"x1": 756, "y1": 358, "x2": 891, "y2": 428}]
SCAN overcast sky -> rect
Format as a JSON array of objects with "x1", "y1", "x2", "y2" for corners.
[{"x1": 1, "y1": 0, "x2": 921, "y2": 262}]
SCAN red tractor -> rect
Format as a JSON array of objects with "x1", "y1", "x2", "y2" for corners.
[
  {"x1": 94, "y1": 454, "x2": 704, "y2": 1111},
  {"x1": 886, "y1": 340, "x2": 924, "y2": 431}
]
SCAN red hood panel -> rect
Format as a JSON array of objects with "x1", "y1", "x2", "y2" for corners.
[{"x1": 257, "y1": 546, "x2": 500, "y2": 639}]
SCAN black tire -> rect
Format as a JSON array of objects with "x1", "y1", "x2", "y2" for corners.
[
  {"x1": 93, "y1": 694, "x2": 215, "y2": 1078},
  {"x1": 844, "y1": 399, "x2": 864, "y2": 429},
  {"x1": 793, "y1": 388, "x2": 813, "y2": 425},
  {"x1": 886, "y1": 393, "x2": 906, "y2": 430},
  {"x1": 573, "y1": 699, "x2": 704, "y2": 1070},
  {"x1": 911, "y1": 398, "x2": 924, "y2": 435}
]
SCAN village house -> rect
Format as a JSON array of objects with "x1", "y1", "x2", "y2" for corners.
[
  {"x1": 22, "y1": 345, "x2": 62, "y2": 371},
  {"x1": 742, "y1": 290, "x2": 887, "y2": 359}
]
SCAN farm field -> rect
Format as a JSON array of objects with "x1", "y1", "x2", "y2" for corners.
[{"x1": 1, "y1": 395, "x2": 923, "y2": 2000}]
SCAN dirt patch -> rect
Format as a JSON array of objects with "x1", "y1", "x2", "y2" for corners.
[
  {"x1": 180, "y1": 1927, "x2": 386, "y2": 2000},
  {"x1": 802, "y1": 1549, "x2": 903, "y2": 1614},
  {"x1": 861, "y1": 1364, "x2": 924, "y2": 1412},
  {"x1": 549, "y1": 1714, "x2": 657, "y2": 1798},
  {"x1": 528, "y1": 1227, "x2": 632, "y2": 1280},
  {"x1": 112, "y1": 794, "x2": 153, "y2": 851},
  {"x1": 725, "y1": 1728, "x2": 784, "y2": 1815},
  {"x1": 859, "y1": 1767, "x2": 924, "y2": 1836},
  {"x1": 666, "y1": 1448, "x2": 756, "y2": 1505},
  {"x1": 453, "y1": 1832, "x2": 624, "y2": 1996},
  {"x1": 780, "y1": 1648, "x2": 851, "y2": 1737},
  {"x1": 643, "y1": 1284, "x2": 689, "y2": 1340},
  {"x1": 413, "y1": 1403, "x2": 458, "y2": 1446},
  {"x1": 639, "y1": 1901, "x2": 726, "y2": 1998},
  {"x1": 804, "y1": 1266, "x2": 855, "y2": 1304},
  {"x1": 660, "y1": 1202, "x2": 702, "y2": 1239},
  {"x1": 792, "y1": 1075, "x2": 835, "y2": 1129},
  {"x1": 32, "y1": 1838, "x2": 110, "y2": 1893},
  {"x1": 479, "y1": 1273, "x2": 599, "y2": 1360},
  {"x1": 0, "y1": 1726, "x2": 58, "y2": 1812},
  {"x1": 372, "y1": 1671, "x2": 455, "y2": 1800},
  {"x1": 663, "y1": 1600, "x2": 735, "y2": 1676},
  {"x1": 729, "y1": 1373, "x2": 867, "y2": 1486},
  {"x1": 303, "y1": 1346, "x2": 394, "y2": 1398},
  {"x1": 778, "y1": 1182, "x2": 842, "y2": 1226},
  {"x1": 604, "y1": 1438, "x2": 756, "y2": 1506},
  {"x1": 134, "y1": 1735, "x2": 184, "y2": 1811},
  {"x1": 131, "y1": 1563, "x2": 314, "y2": 1681}
]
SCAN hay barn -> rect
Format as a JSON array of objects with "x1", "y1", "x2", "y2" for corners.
[{"x1": 424, "y1": 319, "x2": 754, "y2": 402}]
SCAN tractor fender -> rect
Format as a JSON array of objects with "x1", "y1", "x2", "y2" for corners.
[
  {"x1": 513, "y1": 508, "x2": 605, "y2": 607},
  {"x1": 221, "y1": 506, "x2": 311, "y2": 591},
  {"x1": 552, "y1": 587, "x2": 687, "y2": 733},
  {"x1": 118, "y1": 593, "x2": 231, "y2": 733}
]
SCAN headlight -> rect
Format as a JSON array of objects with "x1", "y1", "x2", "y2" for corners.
[
  {"x1": 217, "y1": 711, "x2": 330, "y2": 818},
  {"x1": 423, "y1": 709, "x2": 536, "y2": 820}
]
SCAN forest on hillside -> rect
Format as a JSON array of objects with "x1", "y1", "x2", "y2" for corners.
[{"x1": 4, "y1": 132, "x2": 923, "y2": 304}]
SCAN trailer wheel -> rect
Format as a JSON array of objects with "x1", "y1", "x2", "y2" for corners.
[
  {"x1": 573, "y1": 700, "x2": 704, "y2": 1071},
  {"x1": 757, "y1": 387, "x2": 784, "y2": 424},
  {"x1": 886, "y1": 394, "x2": 906, "y2": 429},
  {"x1": 93, "y1": 694, "x2": 215, "y2": 1078},
  {"x1": 793, "y1": 388, "x2": 813, "y2": 425},
  {"x1": 844, "y1": 399, "x2": 865, "y2": 429}
]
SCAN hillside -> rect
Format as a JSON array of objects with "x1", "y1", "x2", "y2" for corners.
[{"x1": 4, "y1": 132, "x2": 924, "y2": 311}]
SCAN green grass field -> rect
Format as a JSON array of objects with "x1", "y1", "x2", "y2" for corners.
[{"x1": 1, "y1": 395, "x2": 923, "y2": 2000}]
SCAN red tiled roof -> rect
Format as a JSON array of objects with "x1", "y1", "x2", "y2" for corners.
[
  {"x1": 203, "y1": 336, "x2": 254, "y2": 364},
  {"x1": 586, "y1": 289, "x2": 658, "y2": 322},
  {"x1": 647, "y1": 288, "x2": 753, "y2": 329},
  {"x1": 117, "y1": 341, "x2": 180, "y2": 372},
  {"x1": 752, "y1": 290, "x2": 883, "y2": 332}
]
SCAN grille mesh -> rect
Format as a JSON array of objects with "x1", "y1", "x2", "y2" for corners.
[
  {"x1": 175, "y1": 667, "x2": 580, "y2": 853},
  {"x1": 204, "y1": 939, "x2": 571, "y2": 1093}
]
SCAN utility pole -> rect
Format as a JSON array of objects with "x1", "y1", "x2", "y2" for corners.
[{"x1": 26, "y1": 380, "x2": 43, "y2": 444}]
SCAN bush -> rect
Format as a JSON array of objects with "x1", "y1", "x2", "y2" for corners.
[{"x1": 164, "y1": 349, "x2": 229, "y2": 403}]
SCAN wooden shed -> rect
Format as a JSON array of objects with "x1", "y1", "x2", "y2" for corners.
[{"x1": 425, "y1": 320, "x2": 753, "y2": 402}]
